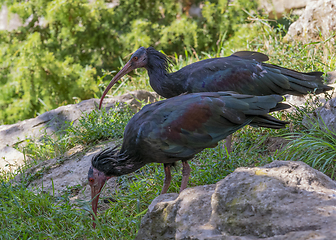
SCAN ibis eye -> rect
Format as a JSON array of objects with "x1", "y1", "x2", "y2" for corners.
[
  {"x1": 89, "y1": 178, "x2": 94, "y2": 183},
  {"x1": 133, "y1": 56, "x2": 138, "y2": 61}
]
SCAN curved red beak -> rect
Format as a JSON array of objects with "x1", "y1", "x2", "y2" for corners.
[
  {"x1": 88, "y1": 167, "x2": 111, "y2": 228},
  {"x1": 91, "y1": 183, "x2": 102, "y2": 229},
  {"x1": 99, "y1": 61, "x2": 134, "y2": 109}
]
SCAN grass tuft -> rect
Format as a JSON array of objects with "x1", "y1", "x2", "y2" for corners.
[
  {"x1": 278, "y1": 114, "x2": 336, "y2": 179},
  {"x1": 66, "y1": 104, "x2": 134, "y2": 145}
]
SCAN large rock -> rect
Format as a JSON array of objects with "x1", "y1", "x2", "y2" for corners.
[
  {"x1": 136, "y1": 161, "x2": 336, "y2": 239},
  {"x1": 0, "y1": 90, "x2": 159, "y2": 172},
  {"x1": 258, "y1": 0, "x2": 310, "y2": 19},
  {"x1": 284, "y1": 0, "x2": 336, "y2": 44}
]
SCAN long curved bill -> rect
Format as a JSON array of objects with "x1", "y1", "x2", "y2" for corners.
[
  {"x1": 99, "y1": 61, "x2": 134, "y2": 109},
  {"x1": 91, "y1": 186, "x2": 101, "y2": 229}
]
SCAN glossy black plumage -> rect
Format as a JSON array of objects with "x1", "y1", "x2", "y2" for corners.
[
  {"x1": 99, "y1": 47, "x2": 332, "y2": 108},
  {"x1": 89, "y1": 92, "x2": 290, "y2": 227},
  {"x1": 92, "y1": 92, "x2": 289, "y2": 183}
]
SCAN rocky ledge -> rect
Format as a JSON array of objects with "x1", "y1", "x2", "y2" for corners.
[{"x1": 136, "y1": 161, "x2": 336, "y2": 240}]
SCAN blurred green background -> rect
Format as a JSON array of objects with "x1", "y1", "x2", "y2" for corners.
[{"x1": 0, "y1": 0, "x2": 261, "y2": 124}]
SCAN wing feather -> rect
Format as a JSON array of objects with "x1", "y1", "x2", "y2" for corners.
[{"x1": 138, "y1": 93, "x2": 286, "y2": 159}]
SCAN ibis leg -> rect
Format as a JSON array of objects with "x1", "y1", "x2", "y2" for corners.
[
  {"x1": 161, "y1": 164, "x2": 172, "y2": 194},
  {"x1": 180, "y1": 161, "x2": 191, "y2": 193},
  {"x1": 224, "y1": 134, "x2": 233, "y2": 154}
]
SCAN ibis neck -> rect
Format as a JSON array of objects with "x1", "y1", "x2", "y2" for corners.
[
  {"x1": 94, "y1": 150, "x2": 145, "y2": 177},
  {"x1": 115, "y1": 154, "x2": 145, "y2": 176},
  {"x1": 147, "y1": 68, "x2": 186, "y2": 98}
]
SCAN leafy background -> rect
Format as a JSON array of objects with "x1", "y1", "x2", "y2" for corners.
[{"x1": 0, "y1": 0, "x2": 259, "y2": 124}]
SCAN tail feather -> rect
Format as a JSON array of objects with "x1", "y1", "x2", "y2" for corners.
[
  {"x1": 263, "y1": 63, "x2": 333, "y2": 95},
  {"x1": 270, "y1": 102, "x2": 291, "y2": 112},
  {"x1": 266, "y1": 71, "x2": 291, "y2": 90},
  {"x1": 305, "y1": 71, "x2": 324, "y2": 77},
  {"x1": 249, "y1": 115, "x2": 289, "y2": 129},
  {"x1": 264, "y1": 63, "x2": 323, "y2": 81}
]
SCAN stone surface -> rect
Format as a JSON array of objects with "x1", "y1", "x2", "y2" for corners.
[
  {"x1": 303, "y1": 96, "x2": 336, "y2": 133},
  {"x1": 0, "y1": 90, "x2": 159, "y2": 172},
  {"x1": 0, "y1": 146, "x2": 26, "y2": 171},
  {"x1": 284, "y1": 82, "x2": 336, "y2": 109},
  {"x1": 136, "y1": 161, "x2": 336, "y2": 240},
  {"x1": 284, "y1": 0, "x2": 336, "y2": 44},
  {"x1": 258, "y1": 0, "x2": 310, "y2": 19},
  {"x1": 13, "y1": 141, "x2": 118, "y2": 205},
  {"x1": 301, "y1": 75, "x2": 336, "y2": 131}
]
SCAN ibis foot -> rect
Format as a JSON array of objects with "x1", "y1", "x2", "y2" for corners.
[
  {"x1": 180, "y1": 161, "x2": 191, "y2": 193},
  {"x1": 161, "y1": 164, "x2": 172, "y2": 194},
  {"x1": 224, "y1": 134, "x2": 232, "y2": 154}
]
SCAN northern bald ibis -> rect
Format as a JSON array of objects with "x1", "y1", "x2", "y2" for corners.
[{"x1": 89, "y1": 91, "x2": 290, "y2": 227}]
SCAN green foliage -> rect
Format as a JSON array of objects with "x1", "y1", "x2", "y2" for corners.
[
  {"x1": 0, "y1": 0, "x2": 259, "y2": 124},
  {"x1": 21, "y1": 136, "x2": 70, "y2": 165}
]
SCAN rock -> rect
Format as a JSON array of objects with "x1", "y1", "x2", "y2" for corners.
[
  {"x1": 0, "y1": 90, "x2": 159, "y2": 172},
  {"x1": 0, "y1": 146, "x2": 26, "y2": 172},
  {"x1": 327, "y1": 71, "x2": 336, "y2": 83},
  {"x1": 284, "y1": 0, "x2": 336, "y2": 44},
  {"x1": 111, "y1": 90, "x2": 161, "y2": 111},
  {"x1": 136, "y1": 161, "x2": 336, "y2": 240},
  {"x1": 284, "y1": 83, "x2": 336, "y2": 108},
  {"x1": 303, "y1": 97, "x2": 336, "y2": 133},
  {"x1": 13, "y1": 141, "x2": 118, "y2": 204},
  {"x1": 258, "y1": 0, "x2": 310, "y2": 19}
]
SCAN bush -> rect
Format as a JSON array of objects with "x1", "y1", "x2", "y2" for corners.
[{"x1": 0, "y1": 0, "x2": 259, "y2": 124}]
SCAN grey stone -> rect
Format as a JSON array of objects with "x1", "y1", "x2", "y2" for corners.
[
  {"x1": 0, "y1": 90, "x2": 159, "y2": 172},
  {"x1": 303, "y1": 96, "x2": 336, "y2": 133},
  {"x1": 136, "y1": 161, "x2": 336, "y2": 240},
  {"x1": 284, "y1": 0, "x2": 336, "y2": 44},
  {"x1": 0, "y1": 146, "x2": 26, "y2": 172},
  {"x1": 0, "y1": 5, "x2": 22, "y2": 31},
  {"x1": 284, "y1": 83, "x2": 336, "y2": 109},
  {"x1": 326, "y1": 71, "x2": 336, "y2": 83},
  {"x1": 13, "y1": 141, "x2": 118, "y2": 204},
  {"x1": 258, "y1": 0, "x2": 311, "y2": 19}
]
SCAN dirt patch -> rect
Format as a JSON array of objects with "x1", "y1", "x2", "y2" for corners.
[{"x1": 263, "y1": 137, "x2": 289, "y2": 153}]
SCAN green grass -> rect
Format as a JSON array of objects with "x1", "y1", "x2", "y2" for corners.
[
  {"x1": 65, "y1": 104, "x2": 134, "y2": 146},
  {"x1": 0, "y1": 182, "x2": 94, "y2": 239},
  {"x1": 1, "y1": 14, "x2": 336, "y2": 239},
  {"x1": 278, "y1": 113, "x2": 336, "y2": 179}
]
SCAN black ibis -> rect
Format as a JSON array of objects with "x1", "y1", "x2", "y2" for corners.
[
  {"x1": 98, "y1": 47, "x2": 332, "y2": 152},
  {"x1": 89, "y1": 91, "x2": 290, "y2": 226},
  {"x1": 99, "y1": 47, "x2": 332, "y2": 110}
]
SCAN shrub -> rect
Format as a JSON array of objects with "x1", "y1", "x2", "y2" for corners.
[{"x1": 0, "y1": 0, "x2": 259, "y2": 124}]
